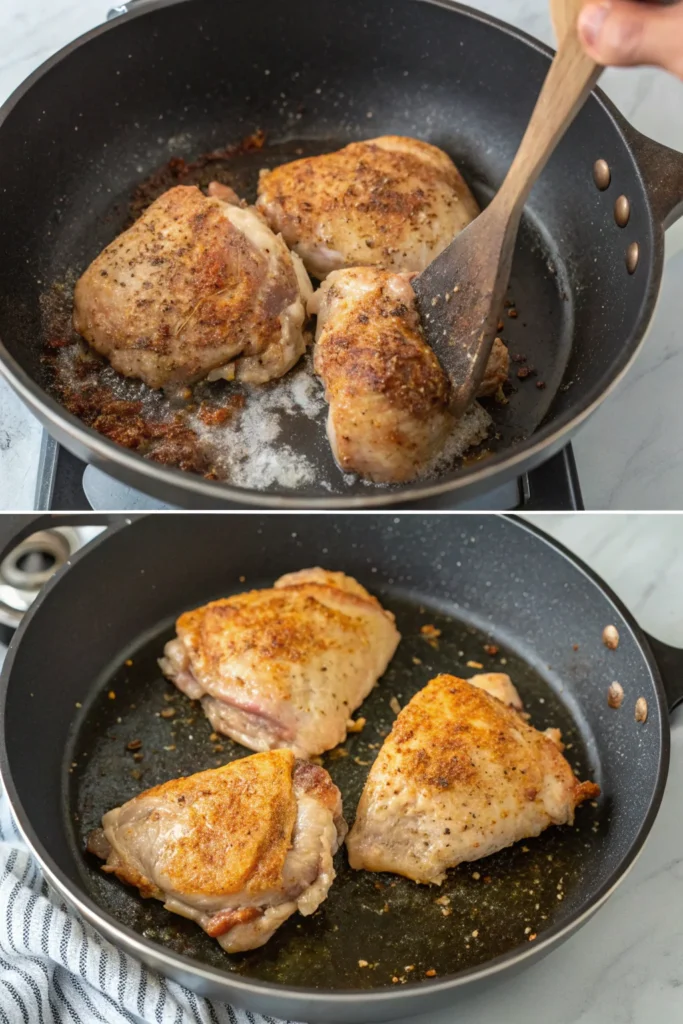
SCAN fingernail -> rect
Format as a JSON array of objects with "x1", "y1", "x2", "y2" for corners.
[{"x1": 578, "y1": 1, "x2": 612, "y2": 46}]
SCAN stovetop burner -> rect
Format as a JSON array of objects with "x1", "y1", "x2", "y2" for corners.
[{"x1": 34, "y1": 434, "x2": 583, "y2": 511}]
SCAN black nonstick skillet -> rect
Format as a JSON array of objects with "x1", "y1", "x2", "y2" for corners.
[
  {"x1": 0, "y1": 512, "x2": 682, "y2": 1022},
  {"x1": 0, "y1": 0, "x2": 682, "y2": 508}
]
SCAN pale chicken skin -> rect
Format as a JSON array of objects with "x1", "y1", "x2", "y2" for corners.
[
  {"x1": 159, "y1": 568, "x2": 400, "y2": 759},
  {"x1": 311, "y1": 268, "x2": 508, "y2": 483},
  {"x1": 469, "y1": 672, "x2": 523, "y2": 710},
  {"x1": 256, "y1": 136, "x2": 480, "y2": 280},
  {"x1": 346, "y1": 674, "x2": 599, "y2": 884},
  {"x1": 87, "y1": 750, "x2": 346, "y2": 953},
  {"x1": 73, "y1": 184, "x2": 313, "y2": 390}
]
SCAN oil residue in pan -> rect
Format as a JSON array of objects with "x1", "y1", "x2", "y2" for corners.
[
  {"x1": 40, "y1": 133, "x2": 570, "y2": 496},
  {"x1": 68, "y1": 593, "x2": 603, "y2": 990}
]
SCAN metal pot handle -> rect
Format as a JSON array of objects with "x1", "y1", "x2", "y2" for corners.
[
  {"x1": 0, "y1": 514, "x2": 123, "y2": 565},
  {"x1": 624, "y1": 124, "x2": 683, "y2": 231},
  {"x1": 646, "y1": 633, "x2": 683, "y2": 713}
]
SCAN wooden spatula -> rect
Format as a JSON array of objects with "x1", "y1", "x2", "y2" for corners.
[{"x1": 412, "y1": 0, "x2": 602, "y2": 417}]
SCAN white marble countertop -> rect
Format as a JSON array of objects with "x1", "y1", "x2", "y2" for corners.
[
  {"x1": 0, "y1": 0, "x2": 682, "y2": 510},
  {"x1": 0, "y1": 513, "x2": 680, "y2": 1023}
]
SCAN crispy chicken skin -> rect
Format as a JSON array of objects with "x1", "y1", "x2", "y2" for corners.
[
  {"x1": 256, "y1": 136, "x2": 480, "y2": 280},
  {"x1": 159, "y1": 568, "x2": 400, "y2": 759},
  {"x1": 87, "y1": 750, "x2": 347, "y2": 953},
  {"x1": 73, "y1": 184, "x2": 313, "y2": 390},
  {"x1": 310, "y1": 268, "x2": 508, "y2": 483},
  {"x1": 346, "y1": 674, "x2": 599, "y2": 884}
]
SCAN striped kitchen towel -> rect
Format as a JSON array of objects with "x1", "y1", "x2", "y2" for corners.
[{"x1": 0, "y1": 785, "x2": 291, "y2": 1024}]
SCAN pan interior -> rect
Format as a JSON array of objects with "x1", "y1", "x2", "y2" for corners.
[
  {"x1": 38, "y1": 136, "x2": 570, "y2": 498},
  {"x1": 68, "y1": 584, "x2": 603, "y2": 990}
]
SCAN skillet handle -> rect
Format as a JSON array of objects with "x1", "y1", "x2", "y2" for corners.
[
  {"x1": 646, "y1": 633, "x2": 683, "y2": 713},
  {"x1": 626, "y1": 125, "x2": 683, "y2": 231}
]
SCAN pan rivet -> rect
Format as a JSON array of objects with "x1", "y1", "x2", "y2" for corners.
[
  {"x1": 614, "y1": 195, "x2": 630, "y2": 228},
  {"x1": 593, "y1": 159, "x2": 611, "y2": 190},
  {"x1": 626, "y1": 242, "x2": 640, "y2": 275}
]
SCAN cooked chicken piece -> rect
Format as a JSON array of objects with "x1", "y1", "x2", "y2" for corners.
[
  {"x1": 257, "y1": 136, "x2": 480, "y2": 280},
  {"x1": 73, "y1": 184, "x2": 313, "y2": 390},
  {"x1": 476, "y1": 336, "x2": 510, "y2": 397},
  {"x1": 347, "y1": 674, "x2": 599, "y2": 884},
  {"x1": 310, "y1": 268, "x2": 505, "y2": 483},
  {"x1": 469, "y1": 672, "x2": 523, "y2": 710},
  {"x1": 87, "y1": 750, "x2": 346, "y2": 953},
  {"x1": 159, "y1": 568, "x2": 400, "y2": 759}
]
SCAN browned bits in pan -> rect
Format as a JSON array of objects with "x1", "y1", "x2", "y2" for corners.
[
  {"x1": 607, "y1": 682, "x2": 624, "y2": 709},
  {"x1": 507, "y1": 308, "x2": 518, "y2": 318},
  {"x1": 160, "y1": 707, "x2": 176, "y2": 719},
  {"x1": 425, "y1": 969, "x2": 437, "y2": 978},
  {"x1": 346, "y1": 717, "x2": 366, "y2": 733},
  {"x1": 132, "y1": 752, "x2": 144, "y2": 763},
  {"x1": 635, "y1": 697, "x2": 648, "y2": 723},
  {"x1": 389, "y1": 696, "x2": 402, "y2": 716},
  {"x1": 420, "y1": 624, "x2": 442, "y2": 639},
  {"x1": 126, "y1": 739, "x2": 142, "y2": 751},
  {"x1": 602, "y1": 625, "x2": 620, "y2": 650},
  {"x1": 483, "y1": 644, "x2": 499, "y2": 656},
  {"x1": 466, "y1": 660, "x2": 483, "y2": 670}
]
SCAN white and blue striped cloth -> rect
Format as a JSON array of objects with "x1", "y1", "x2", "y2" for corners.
[{"x1": 0, "y1": 785, "x2": 290, "y2": 1024}]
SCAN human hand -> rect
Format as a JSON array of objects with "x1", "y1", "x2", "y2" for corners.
[{"x1": 578, "y1": 0, "x2": 683, "y2": 79}]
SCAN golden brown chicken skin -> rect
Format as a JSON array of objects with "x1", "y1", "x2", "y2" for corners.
[
  {"x1": 73, "y1": 184, "x2": 313, "y2": 389},
  {"x1": 87, "y1": 750, "x2": 347, "y2": 952},
  {"x1": 159, "y1": 568, "x2": 400, "y2": 758},
  {"x1": 256, "y1": 136, "x2": 480, "y2": 280},
  {"x1": 346, "y1": 674, "x2": 599, "y2": 884},
  {"x1": 311, "y1": 268, "x2": 508, "y2": 483}
]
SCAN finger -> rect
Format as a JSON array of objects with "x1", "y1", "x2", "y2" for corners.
[{"x1": 578, "y1": 0, "x2": 683, "y2": 79}]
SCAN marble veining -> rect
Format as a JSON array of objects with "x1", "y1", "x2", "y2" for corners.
[{"x1": 0, "y1": 0, "x2": 682, "y2": 508}]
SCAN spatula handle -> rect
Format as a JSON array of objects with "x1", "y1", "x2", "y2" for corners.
[
  {"x1": 551, "y1": 0, "x2": 589, "y2": 45},
  {"x1": 496, "y1": 13, "x2": 602, "y2": 220}
]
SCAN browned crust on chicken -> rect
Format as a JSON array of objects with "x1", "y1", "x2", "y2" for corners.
[
  {"x1": 102, "y1": 750, "x2": 297, "y2": 898},
  {"x1": 176, "y1": 591, "x2": 367, "y2": 702},
  {"x1": 161, "y1": 568, "x2": 400, "y2": 759},
  {"x1": 257, "y1": 136, "x2": 480, "y2": 278},
  {"x1": 347, "y1": 675, "x2": 600, "y2": 883},
  {"x1": 73, "y1": 185, "x2": 311, "y2": 389},
  {"x1": 316, "y1": 272, "x2": 451, "y2": 421}
]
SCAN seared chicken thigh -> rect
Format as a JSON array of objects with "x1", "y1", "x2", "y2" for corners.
[
  {"x1": 311, "y1": 268, "x2": 508, "y2": 483},
  {"x1": 347, "y1": 674, "x2": 599, "y2": 884},
  {"x1": 73, "y1": 184, "x2": 313, "y2": 389},
  {"x1": 160, "y1": 568, "x2": 400, "y2": 759},
  {"x1": 257, "y1": 136, "x2": 480, "y2": 279},
  {"x1": 87, "y1": 750, "x2": 346, "y2": 952}
]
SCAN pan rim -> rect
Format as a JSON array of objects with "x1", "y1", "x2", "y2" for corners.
[
  {"x1": 0, "y1": 514, "x2": 672, "y2": 1006},
  {"x1": 0, "y1": 0, "x2": 665, "y2": 509}
]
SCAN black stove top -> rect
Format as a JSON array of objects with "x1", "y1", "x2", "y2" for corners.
[{"x1": 35, "y1": 434, "x2": 583, "y2": 511}]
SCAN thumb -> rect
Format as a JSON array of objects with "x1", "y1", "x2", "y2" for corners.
[{"x1": 578, "y1": 0, "x2": 683, "y2": 79}]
